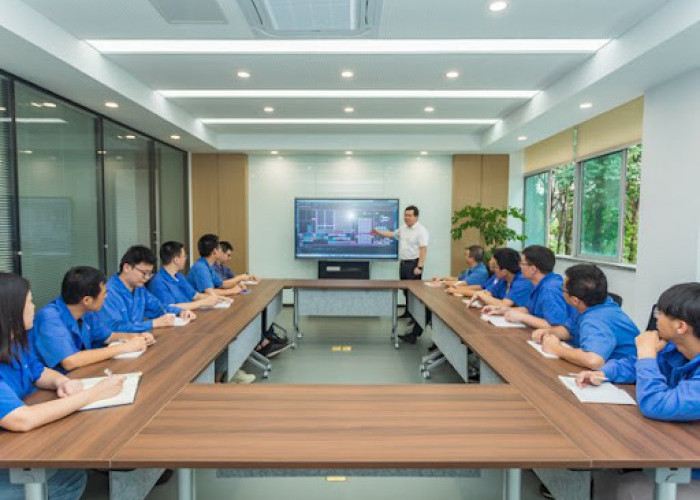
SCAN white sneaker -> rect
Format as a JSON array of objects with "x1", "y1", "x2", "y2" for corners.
[{"x1": 232, "y1": 369, "x2": 256, "y2": 384}]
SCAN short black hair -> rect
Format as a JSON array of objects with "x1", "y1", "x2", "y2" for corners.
[
  {"x1": 0, "y1": 272, "x2": 31, "y2": 364},
  {"x1": 657, "y1": 283, "x2": 700, "y2": 338},
  {"x1": 522, "y1": 245, "x2": 556, "y2": 274},
  {"x1": 564, "y1": 264, "x2": 608, "y2": 307},
  {"x1": 405, "y1": 205, "x2": 419, "y2": 217},
  {"x1": 160, "y1": 241, "x2": 185, "y2": 265},
  {"x1": 198, "y1": 233, "x2": 220, "y2": 257},
  {"x1": 220, "y1": 241, "x2": 233, "y2": 253},
  {"x1": 119, "y1": 245, "x2": 156, "y2": 273},
  {"x1": 492, "y1": 248, "x2": 521, "y2": 274},
  {"x1": 61, "y1": 266, "x2": 106, "y2": 305},
  {"x1": 467, "y1": 245, "x2": 484, "y2": 263}
]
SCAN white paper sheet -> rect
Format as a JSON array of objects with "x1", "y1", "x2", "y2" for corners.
[
  {"x1": 558, "y1": 376, "x2": 636, "y2": 405},
  {"x1": 79, "y1": 372, "x2": 142, "y2": 411}
]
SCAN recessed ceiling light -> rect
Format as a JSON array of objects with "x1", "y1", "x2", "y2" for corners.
[
  {"x1": 30, "y1": 102, "x2": 42, "y2": 108},
  {"x1": 89, "y1": 39, "x2": 609, "y2": 54},
  {"x1": 202, "y1": 118, "x2": 498, "y2": 125},
  {"x1": 170, "y1": 134, "x2": 181, "y2": 140},
  {"x1": 489, "y1": 1, "x2": 508, "y2": 12},
  {"x1": 270, "y1": 150, "x2": 279, "y2": 155},
  {"x1": 579, "y1": 102, "x2": 593, "y2": 109},
  {"x1": 42, "y1": 102, "x2": 56, "y2": 108},
  {"x1": 517, "y1": 136, "x2": 527, "y2": 141},
  {"x1": 424, "y1": 106, "x2": 435, "y2": 113},
  {"x1": 264, "y1": 106, "x2": 275, "y2": 113},
  {"x1": 19, "y1": 150, "x2": 33, "y2": 155},
  {"x1": 345, "y1": 151, "x2": 353, "y2": 155},
  {"x1": 445, "y1": 70, "x2": 460, "y2": 79},
  {"x1": 0, "y1": 106, "x2": 5, "y2": 112},
  {"x1": 344, "y1": 107, "x2": 355, "y2": 113},
  {"x1": 237, "y1": 70, "x2": 251, "y2": 79},
  {"x1": 125, "y1": 135, "x2": 136, "y2": 140},
  {"x1": 163, "y1": 90, "x2": 537, "y2": 99},
  {"x1": 420, "y1": 151, "x2": 428, "y2": 155},
  {"x1": 105, "y1": 101, "x2": 119, "y2": 108},
  {"x1": 341, "y1": 70, "x2": 354, "y2": 78}
]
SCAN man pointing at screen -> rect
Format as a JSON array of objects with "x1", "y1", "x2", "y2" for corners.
[{"x1": 373, "y1": 205, "x2": 429, "y2": 343}]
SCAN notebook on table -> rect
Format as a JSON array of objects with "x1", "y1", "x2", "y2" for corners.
[
  {"x1": 558, "y1": 376, "x2": 636, "y2": 405},
  {"x1": 78, "y1": 372, "x2": 142, "y2": 411},
  {"x1": 480, "y1": 314, "x2": 526, "y2": 328}
]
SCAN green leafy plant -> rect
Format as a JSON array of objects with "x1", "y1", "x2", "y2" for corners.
[{"x1": 451, "y1": 203, "x2": 527, "y2": 249}]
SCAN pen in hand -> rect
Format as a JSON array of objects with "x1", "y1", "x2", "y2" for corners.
[
  {"x1": 569, "y1": 372, "x2": 609, "y2": 383},
  {"x1": 104, "y1": 368, "x2": 113, "y2": 377}
]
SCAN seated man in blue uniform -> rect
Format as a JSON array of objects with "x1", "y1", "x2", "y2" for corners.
[
  {"x1": 433, "y1": 244, "x2": 489, "y2": 287},
  {"x1": 148, "y1": 241, "x2": 228, "y2": 311},
  {"x1": 577, "y1": 282, "x2": 700, "y2": 499},
  {"x1": 531, "y1": 264, "x2": 639, "y2": 369},
  {"x1": 490, "y1": 245, "x2": 572, "y2": 328},
  {"x1": 0, "y1": 272, "x2": 124, "y2": 499},
  {"x1": 188, "y1": 234, "x2": 245, "y2": 298},
  {"x1": 100, "y1": 245, "x2": 194, "y2": 333},
  {"x1": 32, "y1": 266, "x2": 152, "y2": 372},
  {"x1": 215, "y1": 240, "x2": 259, "y2": 284},
  {"x1": 474, "y1": 247, "x2": 534, "y2": 308}
]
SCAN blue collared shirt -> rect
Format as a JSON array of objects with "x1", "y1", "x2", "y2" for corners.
[
  {"x1": 564, "y1": 297, "x2": 639, "y2": 361},
  {"x1": 482, "y1": 274, "x2": 500, "y2": 293},
  {"x1": 526, "y1": 273, "x2": 572, "y2": 326},
  {"x1": 99, "y1": 274, "x2": 181, "y2": 333},
  {"x1": 187, "y1": 257, "x2": 223, "y2": 293},
  {"x1": 32, "y1": 297, "x2": 112, "y2": 372},
  {"x1": 602, "y1": 342, "x2": 700, "y2": 425},
  {"x1": 148, "y1": 267, "x2": 197, "y2": 306},
  {"x1": 213, "y1": 262, "x2": 235, "y2": 281},
  {"x1": 492, "y1": 272, "x2": 533, "y2": 307},
  {"x1": 458, "y1": 262, "x2": 489, "y2": 286},
  {"x1": 0, "y1": 345, "x2": 45, "y2": 419}
]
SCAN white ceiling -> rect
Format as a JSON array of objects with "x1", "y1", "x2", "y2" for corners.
[{"x1": 2, "y1": 0, "x2": 698, "y2": 154}]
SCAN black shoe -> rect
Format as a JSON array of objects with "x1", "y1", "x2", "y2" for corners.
[
  {"x1": 398, "y1": 310, "x2": 411, "y2": 319},
  {"x1": 428, "y1": 343, "x2": 438, "y2": 352},
  {"x1": 259, "y1": 341, "x2": 292, "y2": 358},
  {"x1": 398, "y1": 333, "x2": 417, "y2": 344},
  {"x1": 156, "y1": 469, "x2": 174, "y2": 486},
  {"x1": 407, "y1": 319, "x2": 415, "y2": 326},
  {"x1": 539, "y1": 484, "x2": 555, "y2": 499}
]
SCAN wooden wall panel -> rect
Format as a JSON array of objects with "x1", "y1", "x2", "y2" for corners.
[
  {"x1": 451, "y1": 155, "x2": 509, "y2": 275},
  {"x1": 191, "y1": 154, "x2": 248, "y2": 275}
]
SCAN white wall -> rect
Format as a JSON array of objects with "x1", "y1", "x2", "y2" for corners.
[
  {"x1": 248, "y1": 155, "x2": 453, "y2": 293},
  {"x1": 633, "y1": 68, "x2": 700, "y2": 326}
]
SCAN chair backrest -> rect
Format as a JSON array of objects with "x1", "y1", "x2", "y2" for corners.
[
  {"x1": 646, "y1": 304, "x2": 658, "y2": 331},
  {"x1": 608, "y1": 293, "x2": 623, "y2": 307}
]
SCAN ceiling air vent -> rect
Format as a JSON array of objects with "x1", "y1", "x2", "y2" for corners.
[
  {"x1": 149, "y1": 0, "x2": 227, "y2": 24},
  {"x1": 236, "y1": 0, "x2": 382, "y2": 38}
]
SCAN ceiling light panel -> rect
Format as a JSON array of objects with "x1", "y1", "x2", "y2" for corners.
[
  {"x1": 200, "y1": 118, "x2": 498, "y2": 125},
  {"x1": 235, "y1": 0, "x2": 383, "y2": 38},
  {"x1": 160, "y1": 89, "x2": 538, "y2": 98}
]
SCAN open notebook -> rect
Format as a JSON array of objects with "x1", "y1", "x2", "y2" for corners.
[
  {"x1": 480, "y1": 314, "x2": 526, "y2": 328},
  {"x1": 200, "y1": 300, "x2": 232, "y2": 310},
  {"x1": 527, "y1": 340, "x2": 573, "y2": 359},
  {"x1": 559, "y1": 376, "x2": 636, "y2": 405},
  {"x1": 78, "y1": 372, "x2": 142, "y2": 411},
  {"x1": 108, "y1": 342, "x2": 145, "y2": 360}
]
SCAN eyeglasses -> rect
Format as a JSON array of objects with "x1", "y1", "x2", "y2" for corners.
[{"x1": 133, "y1": 266, "x2": 153, "y2": 279}]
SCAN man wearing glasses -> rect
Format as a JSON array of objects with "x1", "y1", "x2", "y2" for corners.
[{"x1": 100, "y1": 245, "x2": 195, "y2": 333}]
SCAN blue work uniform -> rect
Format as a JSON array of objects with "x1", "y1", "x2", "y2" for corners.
[
  {"x1": 213, "y1": 262, "x2": 235, "y2": 281},
  {"x1": 482, "y1": 274, "x2": 499, "y2": 293},
  {"x1": 564, "y1": 297, "x2": 639, "y2": 361},
  {"x1": 148, "y1": 267, "x2": 197, "y2": 306},
  {"x1": 526, "y1": 273, "x2": 572, "y2": 326},
  {"x1": 458, "y1": 262, "x2": 489, "y2": 286},
  {"x1": 187, "y1": 257, "x2": 223, "y2": 293},
  {"x1": 0, "y1": 345, "x2": 44, "y2": 420},
  {"x1": 31, "y1": 297, "x2": 112, "y2": 372},
  {"x1": 492, "y1": 272, "x2": 533, "y2": 307},
  {"x1": 99, "y1": 274, "x2": 181, "y2": 333}
]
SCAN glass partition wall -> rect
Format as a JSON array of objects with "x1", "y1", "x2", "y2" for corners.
[{"x1": 0, "y1": 70, "x2": 188, "y2": 306}]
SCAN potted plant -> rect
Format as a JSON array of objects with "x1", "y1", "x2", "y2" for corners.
[{"x1": 451, "y1": 203, "x2": 527, "y2": 249}]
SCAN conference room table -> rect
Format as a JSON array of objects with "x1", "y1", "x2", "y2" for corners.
[{"x1": 0, "y1": 278, "x2": 697, "y2": 500}]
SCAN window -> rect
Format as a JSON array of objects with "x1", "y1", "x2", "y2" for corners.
[
  {"x1": 523, "y1": 144, "x2": 641, "y2": 265},
  {"x1": 15, "y1": 83, "x2": 100, "y2": 306},
  {"x1": 524, "y1": 172, "x2": 547, "y2": 246},
  {"x1": 155, "y1": 143, "x2": 188, "y2": 250}
]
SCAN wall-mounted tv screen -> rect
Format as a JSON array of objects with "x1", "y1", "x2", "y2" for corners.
[{"x1": 295, "y1": 198, "x2": 399, "y2": 259}]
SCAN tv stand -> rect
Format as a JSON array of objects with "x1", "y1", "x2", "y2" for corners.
[{"x1": 318, "y1": 260, "x2": 370, "y2": 279}]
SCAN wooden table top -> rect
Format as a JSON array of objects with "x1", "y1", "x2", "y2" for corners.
[{"x1": 112, "y1": 384, "x2": 590, "y2": 469}]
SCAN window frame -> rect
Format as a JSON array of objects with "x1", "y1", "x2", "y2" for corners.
[{"x1": 523, "y1": 142, "x2": 640, "y2": 267}]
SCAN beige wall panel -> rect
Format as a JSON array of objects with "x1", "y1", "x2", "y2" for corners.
[
  {"x1": 480, "y1": 155, "x2": 509, "y2": 208},
  {"x1": 524, "y1": 129, "x2": 575, "y2": 173},
  {"x1": 451, "y1": 155, "x2": 483, "y2": 275},
  {"x1": 191, "y1": 154, "x2": 220, "y2": 250},
  {"x1": 217, "y1": 154, "x2": 248, "y2": 274},
  {"x1": 577, "y1": 97, "x2": 644, "y2": 159}
]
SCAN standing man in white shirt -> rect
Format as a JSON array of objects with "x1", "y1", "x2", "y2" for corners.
[{"x1": 373, "y1": 205, "x2": 429, "y2": 344}]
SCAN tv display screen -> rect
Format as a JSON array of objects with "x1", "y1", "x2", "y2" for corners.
[{"x1": 295, "y1": 198, "x2": 399, "y2": 259}]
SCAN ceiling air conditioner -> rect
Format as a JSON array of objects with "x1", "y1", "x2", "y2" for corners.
[{"x1": 236, "y1": 0, "x2": 383, "y2": 38}]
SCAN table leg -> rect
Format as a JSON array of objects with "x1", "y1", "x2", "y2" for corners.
[
  {"x1": 293, "y1": 288, "x2": 302, "y2": 340},
  {"x1": 392, "y1": 290, "x2": 398, "y2": 348},
  {"x1": 178, "y1": 468, "x2": 195, "y2": 500},
  {"x1": 503, "y1": 468, "x2": 521, "y2": 500},
  {"x1": 648, "y1": 467, "x2": 691, "y2": 500}
]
